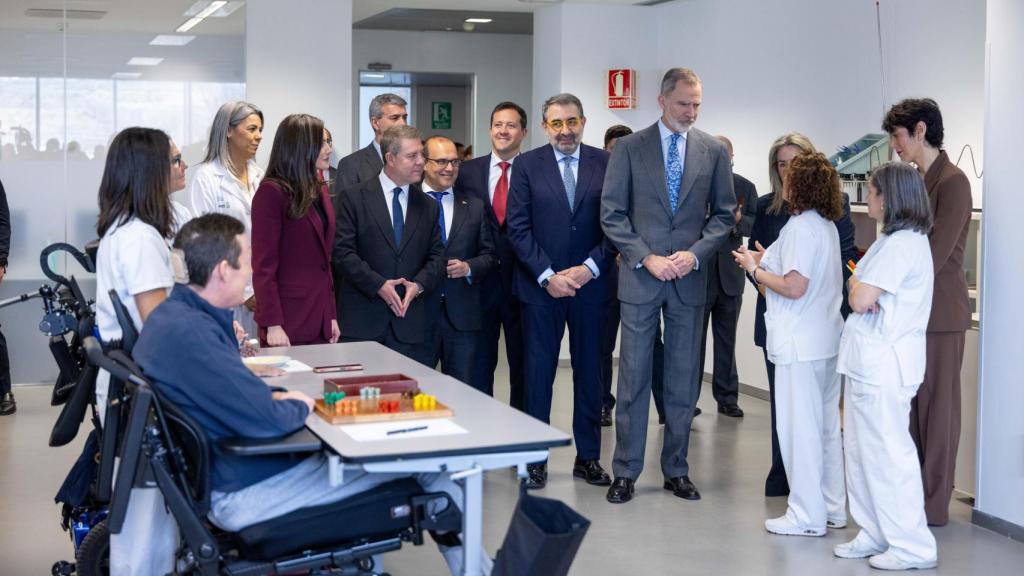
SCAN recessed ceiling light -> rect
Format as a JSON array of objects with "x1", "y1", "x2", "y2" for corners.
[
  {"x1": 184, "y1": 0, "x2": 242, "y2": 18},
  {"x1": 465, "y1": 18, "x2": 493, "y2": 23},
  {"x1": 177, "y1": 1, "x2": 228, "y2": 32},
  {"x1": 150, "y1": 34, "x2": 195, "y2": 46},
  {"x1": 127, "y1": 57, "x2": 164, "y2": 66},
  {"x1": 112, "y1": 72, "x2": 142, "y2": 79},
  {"x1": 177, "y1": 16, "x2": 204, "y2": 33}
]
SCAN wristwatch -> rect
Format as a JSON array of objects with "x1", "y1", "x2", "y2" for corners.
[
  {"x1": 540, "y1": 277, "x2": 551, "y2": 288},
  {"x1": 746, "y1": 267, "x2": 760, "y2": 286}
]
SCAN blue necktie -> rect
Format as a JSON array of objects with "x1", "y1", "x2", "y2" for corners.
[
  {"x1": 391, "y1": 187, "x2": 404, "y2": 246},
  {"x1": 666, "y1": 132, "x2": 683, "y2": 214},
  {"x1": 562, "y1": 156, "x2": 576, "y2": 211},
  {"x1": 427, "y1": 191, "x2": 448, "y2": 246}
]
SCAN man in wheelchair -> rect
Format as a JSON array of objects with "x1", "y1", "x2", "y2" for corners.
[{"x1": 129, "y1": 213, "x2": 491, "y2": 575}]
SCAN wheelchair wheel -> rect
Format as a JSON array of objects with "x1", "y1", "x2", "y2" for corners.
[{"x1": 76, "y1": 519, "x2": 110, "y2": 576}]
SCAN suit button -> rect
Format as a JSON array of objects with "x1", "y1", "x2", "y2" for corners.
[
  {"x1": 397, "y1": 257, "x2": 403, "y2": 263},
  {"x1": 571, "y1": 225, "x2": 577, "y2": 231}
]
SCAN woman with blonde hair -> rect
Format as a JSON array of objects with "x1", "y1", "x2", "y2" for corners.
[
  {"x1": 735, "y1": 152, "x2": 847, "y2": 537},
  {"x1": 747, "y1": 133, "x2": 857, "y2": 497}
]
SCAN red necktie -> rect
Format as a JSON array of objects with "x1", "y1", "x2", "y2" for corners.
[{"x1": 494, "y1": 161, "x2": 510, "y2": 226}]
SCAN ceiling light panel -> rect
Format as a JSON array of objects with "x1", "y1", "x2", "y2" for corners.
[
  {"x1": 150, "y1": 35, "x2": 196, "y2": 46},
  {"x1": 127, "y1": 57, "x2": 164, "y2": 66}
]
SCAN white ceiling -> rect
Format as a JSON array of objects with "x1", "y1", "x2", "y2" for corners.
[{"x1": 1, "y1": 1, "x2": 650, "y2": 36}]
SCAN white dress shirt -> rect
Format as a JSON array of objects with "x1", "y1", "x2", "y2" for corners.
[
  {"x1": 537, "y1": 145, "x2": 599, "y2": 286},
  {"x1": 378, "y1": 171, "x2": 408, "y2": 225},
  {"x1": 488, "y1": 153, "x2": 519, "y2": 203}
]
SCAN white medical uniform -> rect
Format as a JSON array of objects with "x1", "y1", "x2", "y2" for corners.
[
  {"x1": 94, "y1": 217, "x2": 177, "y2": 576},
  {"x1": 760, "y1": 209, "x2": 846, "y2": 531},
  {"x1": 187, "y1": 158, "x2": 263, "y2": 335},
  {"x1": 838, "y1": 229, "x2": 937, "y2": 563}
]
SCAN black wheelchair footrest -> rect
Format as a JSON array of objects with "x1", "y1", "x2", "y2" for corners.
[{"x1": 222, "y1": 537, "x2": 403, "y2": 576}]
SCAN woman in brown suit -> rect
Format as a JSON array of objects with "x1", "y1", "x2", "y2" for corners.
[{"x1": 883, "y1": 98, "x2": 972, "y2": 526}]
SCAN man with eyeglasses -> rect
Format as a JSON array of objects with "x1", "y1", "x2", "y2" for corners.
[
  {"x1": 421, "y1": 136, "x2": 497, "y2": 385},
  {"x1": 333, "y1": 125, "x2": 444, "y2": 366},
  {"x1": 455, "y1": 102, "x2": 529, "y2": 407},
  {"x1": 506, "y1": 93, "x2": 612, "y2": 490},
  {"x1": 335, "y1": 93, "x2": 409, "y2": 195},
  {"x1": 601, "y1": 68, "x2": 736, "y2": 505}
]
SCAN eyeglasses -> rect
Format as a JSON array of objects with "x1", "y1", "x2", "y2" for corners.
[
  {"x1": 546, "y1": 118, "x2": 581, "y2": 131},
  {"x1": 426, "y1": 158, "x2": 461, "y2": 168}
]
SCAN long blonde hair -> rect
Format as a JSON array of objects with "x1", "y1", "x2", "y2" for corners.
[{"x1": 766, "y1": 132, "x2": 816, "y2": 215}]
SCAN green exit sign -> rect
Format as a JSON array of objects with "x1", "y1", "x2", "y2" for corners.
[{"x1": 432, "y1": 101, "x2": 452, "y2": 130}]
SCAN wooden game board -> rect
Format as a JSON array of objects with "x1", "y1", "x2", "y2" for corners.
[{"x1": 314, "y1": 393, "x2": 454, "y2": 424}]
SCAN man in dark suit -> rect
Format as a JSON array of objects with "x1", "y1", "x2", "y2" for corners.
[
  {"x1": 335, "y1": 93, "x2": 408, "y2": 194},
  {"x1": 421, "y1": 136, "x2": 497, "y2": 385},
  {"x1": 697, "y1": 135, "x2": 758, "y2": 418},
  {"x1": 333, "y1": 125, "x2": 444, "y2": 366},
  {"x1": 601, "y1": 68, "x2": 736, "y2": 504},
  {"x1": 507, "y1": 93, "x2": 612, "y2": 490},
  {"x1": 454, "y1": 102, "x2": 529, "y2": 406}
]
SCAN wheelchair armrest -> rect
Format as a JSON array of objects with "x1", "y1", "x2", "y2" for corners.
[{"x1": 219, "y1": 429, "x2": 323, "y2": 456}]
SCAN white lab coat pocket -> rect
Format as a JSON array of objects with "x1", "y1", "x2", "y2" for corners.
[
  {"x1": 892, "y1": 333, "x2": 927, "y2": 387},
  {"x1": 837, "y1": 328, "x2": 895, "y2": 384},
  {"x1": 764, "y1": 313, "x2": 795, "y2": 366}
]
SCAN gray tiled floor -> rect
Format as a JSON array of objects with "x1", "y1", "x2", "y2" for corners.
[{"x1": 2, "y1": 364, "x2": 1022, "y2": 575}]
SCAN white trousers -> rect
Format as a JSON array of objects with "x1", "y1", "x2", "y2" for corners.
[
  {"x1": 844, "y1": 376, "x2": 937, "y2": 562},
  {"x1": 774, "y1": 356, "x2": 846, "y2": 530}
]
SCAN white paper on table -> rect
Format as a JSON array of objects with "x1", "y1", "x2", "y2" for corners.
[
  {"x1": 280, "y1": 360, "x2": 313, "y2": 373},
  {"x1": 339, "y1": 418, "x2": 468, "y2": 442}
]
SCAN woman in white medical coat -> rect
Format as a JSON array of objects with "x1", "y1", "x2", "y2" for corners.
[
  {"x1": 733, "y1": 152, "x2": 847, "y2": 537},
  {"x1": 189, "y1": 101, "x2": 265, "y2": 335},
  {"x1": 835, "y1": 162, "x2": 938, "y2": 571}
]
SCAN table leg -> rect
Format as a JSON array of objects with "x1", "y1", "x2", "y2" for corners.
[{"x1": 460, "y1": 467, "x2": 483, "y2": 576}]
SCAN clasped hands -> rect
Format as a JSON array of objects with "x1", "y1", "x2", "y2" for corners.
[
  {"x1": 546, "y1": 265, "x2": 593, "y2": 298},
  {"x1": 643, "y1": 251, "x2": 697, "y2": 282},
  {"x1": 378, "y1": 278, "x2": 421, "y2": 317}
]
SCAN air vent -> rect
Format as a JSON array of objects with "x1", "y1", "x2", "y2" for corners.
[{"x1": 25, "y1": 9, "x2": 107, "y2": 20}]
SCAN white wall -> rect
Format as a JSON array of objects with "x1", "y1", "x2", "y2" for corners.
[
  {"x1": 351, "y1": 29, "x2": 532, "y2": 156},
  {"x1": 246, "y1": 0, "x2": 352, "y2": 168},
  {"x1": 976, "y1": 0, "x2": 1024, "y2": 532}
]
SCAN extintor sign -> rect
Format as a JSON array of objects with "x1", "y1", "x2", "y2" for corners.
[{"x1": 607, "y1": 69, "x2": 636, "y2": 109}]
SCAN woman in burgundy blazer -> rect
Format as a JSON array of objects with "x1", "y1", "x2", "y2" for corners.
[{"x1": 252, "y1": 114, "x2": 339, "y2": 346}]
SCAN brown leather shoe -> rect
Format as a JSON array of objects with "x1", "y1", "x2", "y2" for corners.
[{"x1": 572, "y1": 458, "x2": 611, "y2": 486}]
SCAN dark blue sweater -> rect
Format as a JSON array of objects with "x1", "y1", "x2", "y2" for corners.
[{"x1": 134, "y1": 284, "x2": 310, "y2": 492}]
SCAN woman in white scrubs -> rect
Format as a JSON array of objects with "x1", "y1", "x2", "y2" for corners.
[
  {"x1": 189, "y1": 101, "x2": 264, "y2": 335},
  {"x1": 733, "y1": 152, "x2": 846, "y2": 537},
  {"x1": 835, "y1": 162, "x2": 938, "y2": 570},
  {"x1": 95, "y1": 127, "x2": 182, "y2": 576}
]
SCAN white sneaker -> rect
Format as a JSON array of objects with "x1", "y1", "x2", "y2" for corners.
[
  {"x1": 827, "y1": 517, "x2": 848, "y2": 529},
  {"x1": 868, "y1": 550, "x2": 938, "y2": 571},
  {"x1": 833, "y1": 536, "x2": 884, "y2": 559},
  {"x1": 764, "y1": 515, "x2": 825, "y2": 537}
]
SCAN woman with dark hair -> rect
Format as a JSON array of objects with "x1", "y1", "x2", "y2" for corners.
[
  {"x1": 748, "y1": 133, "x2": 857, "y2": 497},
  {"x1": 835, "y1": 162, "x2": 938, "y2": 570},
  {"x1": 94, "y1": 126, "x2": 179, "y2": 575},
  {"x1": 251, "y1": 113, "x2": 339, "y2": 346},
  {"x1": 189, "y1": 101, "x2": 265, "y2": 335},
  {"x1": 883, "y1": 98, "x2": 971, "y2": 527},
  {"x1": 734, "y1": 152, "x2": 847, "y2": 538}
]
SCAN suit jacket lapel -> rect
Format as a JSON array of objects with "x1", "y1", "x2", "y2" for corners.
[
  {"x1": 573, "y1": 146, "x2": 596, "y2": 214},
  {"x1": 362, "y1": 145, "x2": 383, "y2": 179},
  {"x1": 448, "y1": 191, "x2": 469, "y2": 242},
  {"x1": 639, "y1": 123, "x2": 672, "y2": 216},
  {"x1": 541, "y1": 145, "x2": 574, "y2": 214},
  {"x1": 366, "y1": 178, "x2": 398, "y2": 252},
  {"x1": 398, "y1": 185, "x2": 425, "y2": 254},
  {"x1": 307, "y1": 187, "x2": 332, "y2": 259},
  {"x1": 677, "y1": 130, "x2": 707, "y2": 209}
]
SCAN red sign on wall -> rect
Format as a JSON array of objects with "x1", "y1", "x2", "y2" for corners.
[{"x1": 607, "y1": 69, "x2": 637, "y2": 109}]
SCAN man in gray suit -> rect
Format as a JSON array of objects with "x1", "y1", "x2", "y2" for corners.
[
  {"x1": 335, "y1": 93, "x2": 408, "y2": 194},
  {"x1": 600, "y1": 68, "x2": 736, "y2": 504}
]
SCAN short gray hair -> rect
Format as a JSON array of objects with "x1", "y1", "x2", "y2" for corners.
[
  {"x1": 203, "y1": 101, "x2": 263, "y2": 177},
  {"x1": 660, "y1": 68, "x2": 701, "y2": 97},
  {"x1": 541, "y1": 93, "x2": 584, "y2": 123},
  {"x1": 369, "y1": 93, "x2": 408, "y2": 120},
  {"x1": 381, "y1": 125, "x2": 422, "y2": 160},
  {"x1": 870, "y1": 162, "x2": 933, "y2": 235}
]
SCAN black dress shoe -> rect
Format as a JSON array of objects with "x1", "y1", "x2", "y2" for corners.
[
  {"x1": 573, "y1": 458, "x2": 611, "y2": 486},
  {"x1": 664, "y1": 476, "x2": 701, "y2": 500},
  {"x1": 522, "y1": 462, "x2": 547, "y2": 490},
  {"x1": 606, "y1": 477, "x2": 635, "y2": 504},
  {"x1": 717, "y1": 404, "x2": 744, "y2": 418},
  {"x1": 600, "y1": 405, "x2": 613, "y2": 427},
  {"x1": 0, "y1": 392, "x2": 15, "y2": 416}
]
